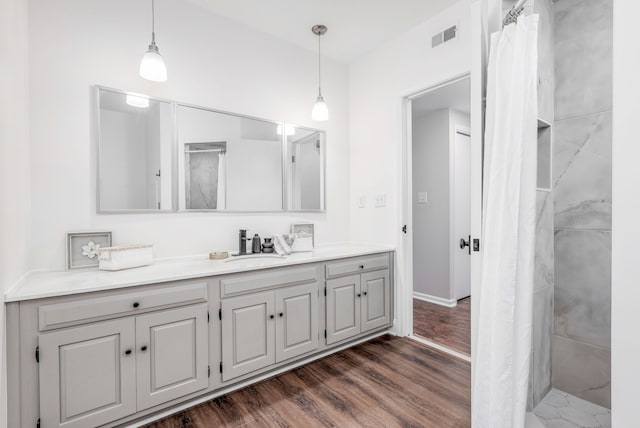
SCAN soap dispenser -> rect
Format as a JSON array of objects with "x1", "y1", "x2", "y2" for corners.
[{"x1": 252, "y1": 234, "x2": 262, "y2": 253}]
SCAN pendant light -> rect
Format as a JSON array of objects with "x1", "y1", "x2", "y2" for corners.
[
  {"x1": 311, "y1": 25, "x2": 328, "y2": 121},
  {"x1": 139, "y1": 0, "x2": 167, "y2": 82}
]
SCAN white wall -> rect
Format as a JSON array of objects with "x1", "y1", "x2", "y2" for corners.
[
  {"x1": 349, "y1": 0, "x2": 471, "y2": 246},
  {"x1": 28, "y1": 0, "x2": 351, "y2": 269},
  {"x1": 611, "y1": 0, "x2": 640, "y2": 425},
  {"x1": 0, "y1": 0, "x2": 30, "y2": 426},
  {"x1": 412, "y1": 109, "x2": 451, "y2": 298}
]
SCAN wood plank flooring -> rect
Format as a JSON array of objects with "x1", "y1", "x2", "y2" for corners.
[
  {"x1": 143, "y1": 335, "x2": 470, "y2": 428},
  {"x1": 413, "y1": 298, "x2": 471, "y2": 356}
]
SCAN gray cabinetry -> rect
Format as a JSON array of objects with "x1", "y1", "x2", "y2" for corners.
[
  {"x1": 221, "y1": 291, "x2": 275, "y2": 382},
  {"x1": 136, "y1": 304, "x2": 209, "y2": 410},
  {"x1": 360, "y1": 270, "x2": 391, "y2": 333},
  {"x1": 326, "y1": 274, "x2": 361, "y2": 345},
  {"x1": 325, "y1": 254, "x2": 392, "y2": 345},
  {"x1": 275, "y1": 283, "x2": 319, "y2": 362},
  {"x1": 221, "y1": 282, "x2": 320, "y2": 381},
  {"x1": 39, "y1": 318, "x2": 137, "y2": 428},
  {"x1": 38, "y1": 303, "x2": 209, "y2": 427}
]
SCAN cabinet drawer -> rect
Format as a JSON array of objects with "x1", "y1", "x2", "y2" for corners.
[
  {"x1": 39, "y1": 281, "x2": 208, "y2": 331},
  {"x1": 325, "y1": 254, "x2": 389, "y2": 279},
  {"x1": 220, "y1": 266, "x2": 319, "y2": 298}
]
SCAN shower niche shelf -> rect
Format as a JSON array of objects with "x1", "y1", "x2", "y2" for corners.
[{"x1": 537, "y1": 119, "x2": 552, "y2": 192}]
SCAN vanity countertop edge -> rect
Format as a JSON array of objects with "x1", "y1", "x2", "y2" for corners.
[{"x1": 5, "y1": 243, "x2": 395, "y2": 302}]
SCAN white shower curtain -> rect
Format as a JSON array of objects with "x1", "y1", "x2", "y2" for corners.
[
  {"x1": 472, "y1": 15, "x2": 538, "y2": 428},
  {"x1": 216, "y1": 152, "x2": 226, "y2": 210}
]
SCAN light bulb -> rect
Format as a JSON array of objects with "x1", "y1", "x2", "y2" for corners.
[
  {"x1": 126, "y1": 94, "x2": 150, "y2": 108},
  {"x1": 139, "y1": 47, "x2": 167, "y2": 82},
  {"x1": 311, "y1": 96, "x2": 329, "y2": 121}
]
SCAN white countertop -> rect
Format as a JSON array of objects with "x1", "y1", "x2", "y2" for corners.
[{"x1": 5, "y1": 243, "x2": 394, "y2": 302}]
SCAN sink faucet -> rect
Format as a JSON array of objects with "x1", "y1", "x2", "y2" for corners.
[{"x1": 239, "y1": 229, "x2": 248, "y2": 255}]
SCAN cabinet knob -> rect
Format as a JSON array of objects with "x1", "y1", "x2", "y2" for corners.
[
  {"x1": 363, "y1": 291, "x2": 368, "y2": 296},
  {"x1": 279, "y1": 312, "x2": 284, "y2": 317},
  {"x1": 269, "y1": 314, "x2": 274, "y2": 319},
  {"x1": 359, "y1": 265, "x2": 364, "y2": 269},
  {"x1": 124, "y1": 349, "x2": 132, "y2": 356},
  {"x1": 357, "y1": 293, "x2": 361, "y2": 297},
  {"x1": 133, "y1": 302, "x2": 140, "y2": 308},
  {"x1": 141, "y1": 345, "x2": 148, "y2": 352}
]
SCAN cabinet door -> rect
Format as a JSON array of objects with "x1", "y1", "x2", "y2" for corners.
[
  {"x1": 326, "y1": 275, "x2": 361, "y2": 345},
  {"x1": 275, "y1": 283, "x2": 319, "y2": 363},
  {"x1": 361, "y1": 269, "x2": 391, "y2": 333},
  {"x1": 136, "y1": 304, "x2": 209, "y2": 410},
  {"x1": 39, "y1": 318, "x2": 136, "y2": 428},
  {"x1": 221, "y1": 291, "x2": 275, "y2": 381}
]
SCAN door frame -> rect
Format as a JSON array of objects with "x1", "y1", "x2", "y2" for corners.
[
  {"x1": 398, "y1": 72, "x2": 472, "y2": 341},
  {"x1": 451, "y1": 124, "x2": 472, "y2": 302}
]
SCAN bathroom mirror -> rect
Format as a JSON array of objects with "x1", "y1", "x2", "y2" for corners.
[
  {"x1": 95, "y1": 86, "x2": 326, "y2": 213},
  {"x1": 285, "y1": 126, "x2": 326, "y2": 211},
  {"x1": 96, "y1": 87, "x2": 174, "y2": 212},
  {"x1": 177, "y1": 105, "x2": 284, "y2": 211}
]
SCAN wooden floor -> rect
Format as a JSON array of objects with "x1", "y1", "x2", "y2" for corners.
[
  {"x1": 144, "y1": 335, "x2": 470, "y2": 428},
  {"x1": 413, "y1": 298, "x2": 471, "y2": 356}
]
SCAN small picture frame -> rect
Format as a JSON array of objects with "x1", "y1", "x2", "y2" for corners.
[
  {"x1": 66, "y1": 231, "x2": 112, "y2": 270},
  {"x1": 290, "y1": 223, "x2": 315, "y2": 247}
]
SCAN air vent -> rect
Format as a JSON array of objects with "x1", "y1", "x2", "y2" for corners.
[{"x1": 432, "y1": 25, "x2": 457, "y2": 48}]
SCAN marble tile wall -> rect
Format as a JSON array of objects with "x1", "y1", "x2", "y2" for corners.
[
  {"x1": 551, "y1": 0, "x2": 612, "y2": 409},
  {"x1": 526, "y1": 0, "x2": 556, "y2": 410}
]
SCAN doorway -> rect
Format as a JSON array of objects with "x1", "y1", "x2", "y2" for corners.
[{"x1": 407, "y1": 76, "x2": 474, "y2": 359}]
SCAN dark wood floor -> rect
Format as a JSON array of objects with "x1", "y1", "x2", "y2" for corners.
[
  {"x1": 144, "y1": 335, "x2": 470, "y2": 428},
  {"x1": 413, "y1": 297, "x2": 471, "y2": 356}
]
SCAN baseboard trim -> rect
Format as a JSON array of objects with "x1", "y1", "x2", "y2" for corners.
[
  {"x1": 409, "y1": 335, "x2": 471, "y2": 362},
  {"x1": 413, "y1": 291, "x2": 457, "y2": 307}
]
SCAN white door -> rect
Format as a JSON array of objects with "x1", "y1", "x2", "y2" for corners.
[{"x1": 453, "y1": 129, "x2": 472, "y2": 300}]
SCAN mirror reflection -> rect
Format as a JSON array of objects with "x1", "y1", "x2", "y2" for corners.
[
  {"x1": 177, "y1": 106, "x2": 284, "y2": 211},
  {"x1": 286, "y1": 127, "x2": 325, "y2": 211},
  {"x1": 97, "y1": 88, "x2": 173, "y2": 211}
]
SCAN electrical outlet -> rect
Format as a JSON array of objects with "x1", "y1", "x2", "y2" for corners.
[
  {"x1": 358, "y1": 195, "x2": 366, "y2": 208},
  {"x1": 375, "y1": 193, "x2": 386, "y2": 207},
  {"x1": 417, "y1": 192, "x2": 427, "y2": 204}
]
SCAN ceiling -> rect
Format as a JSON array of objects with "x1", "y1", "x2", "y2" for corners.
[
  {"x1": 411, "y1": 78, "x2": 470, "y2": 118},
  {"x1": 186, "y1": 0, "x2": 454, "y2": 63}
]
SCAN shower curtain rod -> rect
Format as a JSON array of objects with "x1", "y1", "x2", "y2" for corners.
[{"x1": 503, "y1": 0, "x2": 528, "y2": 26}]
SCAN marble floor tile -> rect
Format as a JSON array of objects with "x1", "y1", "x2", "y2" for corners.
[
  {"x1": 534, "y1": 388, "x2": 610, "y2": 428},
  {"x1": 552, "y1": 336, "x2": 610, "y2": 408},
  {"x1": 554, "y1": 229, "x2": 611, "y2": 349}
]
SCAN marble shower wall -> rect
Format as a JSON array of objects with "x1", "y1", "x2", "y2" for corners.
[
  {"x1": 552, "y1": 0, "x2": 612, "y2": 409},
  {"x1": 526, "y1": 0, "x2": 556, "y2": 411}
]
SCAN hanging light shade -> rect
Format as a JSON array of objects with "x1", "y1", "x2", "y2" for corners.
[
  {"x1": 311, "y1": 25, "x2": 328, "y2": 121},
  {"x1": 139, "y1": 0, "x2": 167, "y2": 82}
]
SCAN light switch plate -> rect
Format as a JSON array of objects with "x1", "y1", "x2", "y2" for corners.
[
  {"x1": 358, "y1": 195, "x2": 366, "y2": 208},
  {"x1": 375, "y1": 193, "x2": 386, "y2": 207},
  {"x1": 417, "y1": 192, "x2": 427, "y2": 204}
]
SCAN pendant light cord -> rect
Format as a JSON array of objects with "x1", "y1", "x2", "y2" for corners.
[
  {"x1": 151, "y1": 0, "x2": 156, "y2": 44},
  {"x1": 318, "y1": 34, "x2": 322, "y2": 98}
]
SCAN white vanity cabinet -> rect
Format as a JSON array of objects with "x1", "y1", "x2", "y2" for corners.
[
  {"x1": 220, "y1": 268, "x2": 320, "y2": 382},
  {"x1": 325, "y1": 255, "x2": 392, "y2": 345}
]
